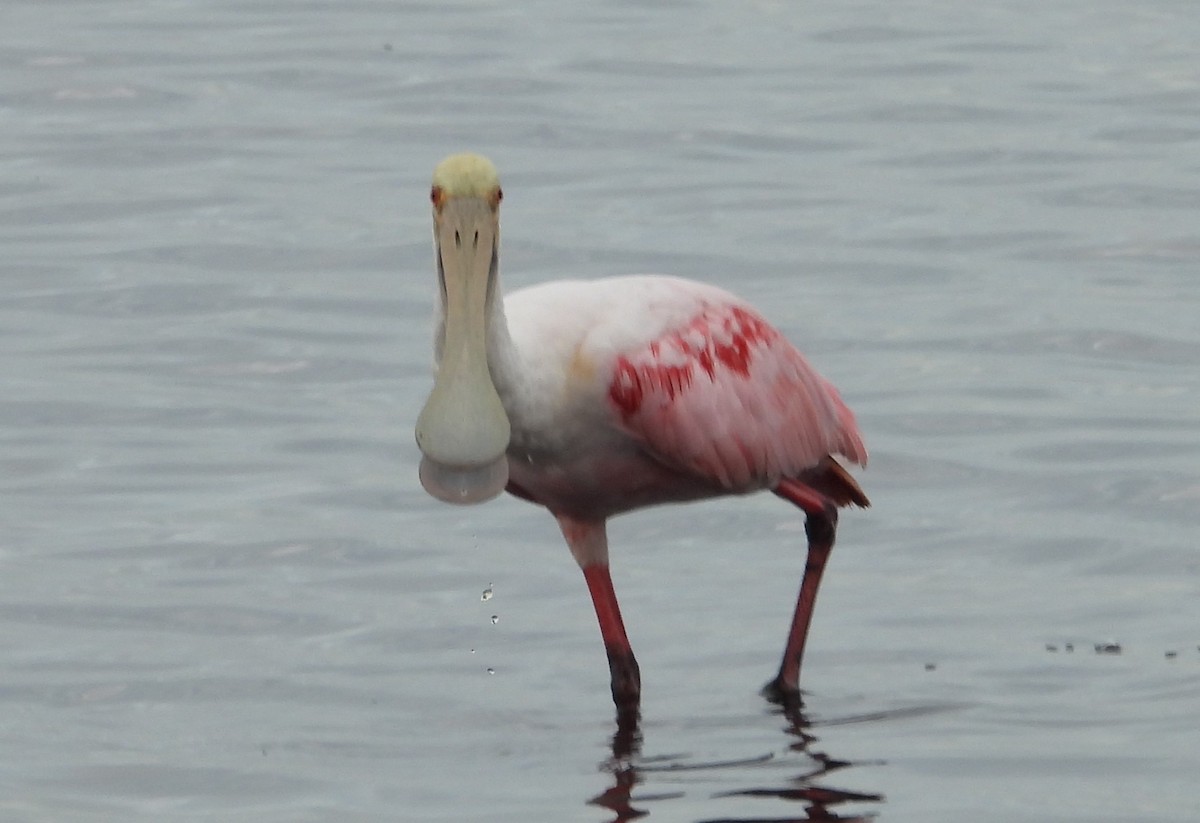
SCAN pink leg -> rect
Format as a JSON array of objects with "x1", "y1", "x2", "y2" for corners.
[
  {"x1": 557, "y1": 517, "x2": 641, "y2": 712},
  {"x1": 765, "y1": 479, "x2": 839, "y2": 705},
  {"x1": 583, "y1": 565, "x2": 641, "y2": 710}
]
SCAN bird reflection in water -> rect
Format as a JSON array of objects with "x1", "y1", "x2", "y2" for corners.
[{"x1": 588, "y1": 703, "x2": 884, "y2": 823}]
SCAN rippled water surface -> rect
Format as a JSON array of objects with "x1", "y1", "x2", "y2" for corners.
[{"x1": 2, "y1": 2, "x2": 1198, "y2": 821}]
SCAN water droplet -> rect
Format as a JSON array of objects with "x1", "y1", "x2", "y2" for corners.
[
  {"x1": 481, "y1": 585, "x2": 493, "y2": 602},
  {"x1": 490, "y1": 614, "x2": 499, "y2": 625},
  {"x1": 486, "y1": 667, "x2": 495, "y2": 675}
]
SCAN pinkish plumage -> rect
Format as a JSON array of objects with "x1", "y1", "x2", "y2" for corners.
[
  {"x1": 607, "y1": 297, "x2": 866, "y2": 489},
  {"x1": 492, "y1": 275, "x2": 865, "y2": 520}
]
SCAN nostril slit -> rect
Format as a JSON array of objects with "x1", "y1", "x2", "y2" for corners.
[
  {"x1": 473, "y1": 230, "x2": 479, "y2": 248},
  {"x1": 454, "y1": 230, "x2": 461, "y2": 247}
]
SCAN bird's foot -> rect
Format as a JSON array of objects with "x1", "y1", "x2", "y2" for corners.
[
  {"x1": 760, "y1": 675, "x2": 805, "y2": 714},
  {"x1": 613, "y1": 702, "x2": 641, "y2": 740},
  {"x1": 606, "y1": 644, "x2": 642, "y2": 714}
]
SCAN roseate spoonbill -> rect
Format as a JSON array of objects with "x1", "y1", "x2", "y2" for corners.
[{"x1": 415, "y1": 153, "x2": 868, "y2": 713}]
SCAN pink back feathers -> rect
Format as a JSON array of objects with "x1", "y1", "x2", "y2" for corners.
[{"x1": 607, "y1": 301, "x2": 866, "y2": 490}]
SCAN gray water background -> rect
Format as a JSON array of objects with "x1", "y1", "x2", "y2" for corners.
[{"x1": 2, "y1": 1, "x2": 1198, "y2": 821}]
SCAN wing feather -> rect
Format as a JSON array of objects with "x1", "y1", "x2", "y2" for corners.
[{"x1": 606, "y1": 300, "x2": 866, "y2": 490}]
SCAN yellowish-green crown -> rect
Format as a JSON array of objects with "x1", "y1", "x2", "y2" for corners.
[{"x1": 432, "y1": 153, "x2": 501, "y2": 201}]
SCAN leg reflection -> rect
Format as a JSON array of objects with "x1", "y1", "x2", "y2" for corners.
[
  {"x1": 589, "y1": 708, "x2": 648, "y2": 823},
  {"x1": 589, "y1": 701, "x2": 886, "y2": 823},
  {"x1": 713, "y1": 702, "x2": 884, "y2": 821}
]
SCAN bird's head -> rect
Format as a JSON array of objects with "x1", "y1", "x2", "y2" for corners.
[{"x1": 415, "y1": 153, "x2": 511, "y2": 505}]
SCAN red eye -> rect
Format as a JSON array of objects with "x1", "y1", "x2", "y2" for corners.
[{"x1": 431, "y1": 186, "x2": 445, "y2": 208}]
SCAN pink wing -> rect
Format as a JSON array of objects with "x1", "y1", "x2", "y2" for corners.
[{"x1": 606, "y1": 301, "x2": 866, "y2": 490}]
